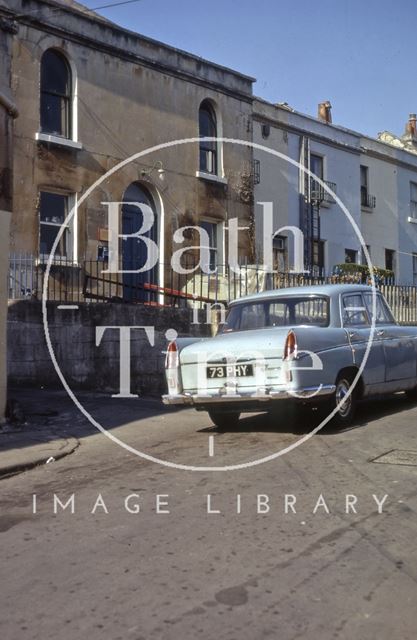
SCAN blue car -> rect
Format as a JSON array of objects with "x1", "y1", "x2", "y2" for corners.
[{"x1": 163, "y1": 285, "x2": 417, "y2": 428}]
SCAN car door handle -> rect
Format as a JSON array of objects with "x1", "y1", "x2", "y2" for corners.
[
  {"x1": 348, "y1": 331, "x2": 358, "y2": 339},
  {"x1": 376, "y1": 330, "x2": 385, "y2": 337}
]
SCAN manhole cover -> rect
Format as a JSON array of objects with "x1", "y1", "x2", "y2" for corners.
[{"x1": 371, "y1": 450, "x2": 417, "y2": 467}]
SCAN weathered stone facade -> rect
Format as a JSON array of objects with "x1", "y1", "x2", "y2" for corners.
[{"x1": 2, "y1": 0, "x2": 254, "y2": 282}]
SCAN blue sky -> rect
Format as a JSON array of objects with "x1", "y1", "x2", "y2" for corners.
[{"x1": 83, "y1": 0, "x2": 416, "y2": 138}]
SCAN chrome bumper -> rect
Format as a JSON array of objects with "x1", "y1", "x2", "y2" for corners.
[{"x1": 162, "y1": 385, "x2": 336, "y2": 406}]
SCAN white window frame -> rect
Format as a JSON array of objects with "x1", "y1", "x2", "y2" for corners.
[
  {"x1": 38, "y1": 190, "x2": 78, "y2": 265},
  {"x1": 36, "y1": 48, "x2": 81, "y2": 149},
  {"x1": 410, "y1": 182, "x2": 417, "y2": 219}
]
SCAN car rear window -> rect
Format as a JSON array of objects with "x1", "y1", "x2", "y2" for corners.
[{"x1": 222, "y1": 296, "x2": 329, "y2": 332}]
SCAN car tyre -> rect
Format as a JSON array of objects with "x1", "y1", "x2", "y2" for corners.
[
  {"x1": 208, "y1": 410, "x2": 240, "y2": 430},
  {"x1": 329, "y1": 375, "x2": 358, "y2": 427},
  {"x1": 405, "y1": 387, "x2": 417, "y2": 402}
]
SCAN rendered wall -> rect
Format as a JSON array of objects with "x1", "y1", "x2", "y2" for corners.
[{"x1": 7, "y1": 301, "x2": 211, "y2": 395}]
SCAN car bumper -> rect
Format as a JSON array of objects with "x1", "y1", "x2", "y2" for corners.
[{"x1": 162, "y1": 385, "x2": 336, "y2": 406}]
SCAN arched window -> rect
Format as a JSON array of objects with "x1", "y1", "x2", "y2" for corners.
[
  {"x1": 199, "y1": 100, "x2": 217, "y2": 174},
  {"x1": 40, "y1": 49, "x2": 72, "y2": 138}
]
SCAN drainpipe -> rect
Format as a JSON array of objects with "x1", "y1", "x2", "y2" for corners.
[{"x1": 0, "y1": 91, "x2": 19, "y2": 119}]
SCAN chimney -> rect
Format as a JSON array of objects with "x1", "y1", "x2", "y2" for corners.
[
  {"x1": 318, "y1": 101, "x2": 332, "y2": 124},
  {"x1": 405, "y1": 113, "x2": 417, "y2": 137}
]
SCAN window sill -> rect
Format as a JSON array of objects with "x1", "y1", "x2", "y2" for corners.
[
  {"x1": 195, "y1": 171, "x2": 228, "y2": 185},
  {"x1": 407, "y1": 216, "x2": 417, "y2": 224},
  {"x1": 361, "y1": 205, "x2": 375, "y2": 213},
  {"x1": 35, "y1": 132, "x2": 83, "y2": 151}
]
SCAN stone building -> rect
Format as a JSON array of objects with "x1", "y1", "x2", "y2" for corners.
[
  {"x1": 2, "y1": 0, "x2": 255, "y2": 303},
  {"x1": 0, "y1": 13, "x2": 17, "y2": 417}
]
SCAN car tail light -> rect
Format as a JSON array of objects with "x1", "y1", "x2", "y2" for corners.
[
  {"x1": 165, "y1": 341, "x2": 179, "y2": 369},
  {"x1": 284, "y1": 331, "x2": 297, "y2": 360}
]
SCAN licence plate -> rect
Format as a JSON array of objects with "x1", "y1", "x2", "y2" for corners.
[{"x1": 206, "y1": 364, "x2": 254, "y2": 379}]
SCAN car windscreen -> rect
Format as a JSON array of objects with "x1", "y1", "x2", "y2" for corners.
[{"x1": 222, "y1": 296, "x2": 329, "y2": 332}]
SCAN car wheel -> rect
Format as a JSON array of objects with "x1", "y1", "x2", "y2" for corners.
[
  {"x1": 330, "y1": 375, "x2": 357, "y2": 427},
  {"x1": 405, "y1": 387, "x2": 417, "y2": 402},
  {"x1": 208, "y1": 410, "x2": 240, "y2": 430}
]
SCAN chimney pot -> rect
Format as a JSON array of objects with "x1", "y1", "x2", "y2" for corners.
[
  {"x1": 406, "y1": 113, "x2": 417, "y2": 136},
  {"x1": 318, "y1": 101, "x2": 332, "y2": 124}
]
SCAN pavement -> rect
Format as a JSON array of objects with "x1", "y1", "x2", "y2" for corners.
[
  {"x1": 0, "y1": 389, "x2": 82, "y2": 478},
  {"x1": 0, "y1": 426, "x2": 79, "y2": 478}
]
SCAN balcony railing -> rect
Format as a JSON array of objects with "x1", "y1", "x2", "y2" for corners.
[
  {"x1": 361, "y1": 192, "x2": 376, "y2": 208},
  {"x1": 310, "y1": 179, "x2": 337, "y2": 204}
]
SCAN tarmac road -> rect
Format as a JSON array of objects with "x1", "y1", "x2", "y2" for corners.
[{"x1": 1, "y1": 389, "x2": 417, "y2": 640}]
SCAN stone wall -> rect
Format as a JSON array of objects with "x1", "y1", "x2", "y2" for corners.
[{"x1": 7, "y1": 301, "x2": 211, "y2": 395}]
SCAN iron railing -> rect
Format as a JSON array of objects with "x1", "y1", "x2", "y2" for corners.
[
  {"x1": 361, "y1": 192, "x2": 376, "y2": 208},
  {"x1": 8, "y1": 253, "x2": 404, "y2": 306},
  {"x1": 310, "y1": 179, "x2": 337, "y2": 204}
]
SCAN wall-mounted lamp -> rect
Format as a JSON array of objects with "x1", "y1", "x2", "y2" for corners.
[{"x1": 140, "y1": 160, "x2": 165, "y2": 182}]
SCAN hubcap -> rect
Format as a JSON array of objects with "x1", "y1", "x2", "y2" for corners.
[{"x1": 336, "y1": 378, "x2": 352, "y2": 418}]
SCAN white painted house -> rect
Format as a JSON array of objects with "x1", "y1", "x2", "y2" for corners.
[{"x1": 253, "y1": 99, "x2": 417, "y2": 284}]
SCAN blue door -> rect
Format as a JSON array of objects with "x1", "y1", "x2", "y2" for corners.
[{"x1": 122, "y1": 183, "x2": 158, "y2": 302}]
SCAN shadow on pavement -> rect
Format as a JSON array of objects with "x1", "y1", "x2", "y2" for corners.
[
  {"x1": 3, "y1": 387, "x2": 416, "y2": 454},
  {"x1": 197, "y1": 393, "x2": 416, "y2": 435}
]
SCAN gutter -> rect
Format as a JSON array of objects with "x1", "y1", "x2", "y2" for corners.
[{"x1": 0, "y1": 91, "x2": 19, "y2": 118}]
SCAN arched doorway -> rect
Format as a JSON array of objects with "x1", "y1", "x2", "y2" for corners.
[{"x1": 122, "y1": 182, "x2": 158, "y2": 302}]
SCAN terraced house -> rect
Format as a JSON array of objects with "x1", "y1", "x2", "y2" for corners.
[
  {"x1": 253, "y1": 99, "x2": 417, "y2": 284},
  {"x1": 1, "y1": 0, "x2": 255, "y2": 303}
]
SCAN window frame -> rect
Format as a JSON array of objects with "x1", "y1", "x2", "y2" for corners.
[
  {"x1": 196, "y1": 99, "x2": 226, "y2": 183},
  {"x1": 199, "y1": 100, "x2": 218, "y2": 175},
  {"x1": 37, "y1": 48, "x2": 80, "y2": 147},
  {"x1": 40, "y1": 49, "x2": 72, "y2": 139},
  {"x1": 363, "y1": 292, "x2": 396, "y2": 326},
  {"x1": 341, "y1": 293, "x2": 370, "y2": 327},
  {"x1": 360, "y1": 165, "x2": 369, "y2": 207},
  {"x1": 200, "y1": 219, "x2": 224, "y2": 272},
  {"x1": 385, "y1": 248, "x2": 395, "y2": 272},
  {"x1": 410, "y1": 181, "x2": 417, "y2": 219},
  {"x1": 222, "y1": 295, "x2": 330, "y2": 333},
  {"x1": 38, "y1": 189, "x2": 77, "y2": 264},
  {"x1": 345, "y1": 248, "x2": 358, "y2": 264}
]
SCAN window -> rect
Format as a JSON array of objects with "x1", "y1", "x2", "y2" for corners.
[
  {"x1": 201, "y1": 221, "x2": 219, "y2": 271},
  {"x1": 273, "y1": 235, "x2": 287, "y2": 272},
  {"x1": 313, "y1": 240, "x2": 325, "y2": 273},
  {"x1": 345, "y1": 249, "x2": 357, "y2": 264},
  {"x1": 40, "y1": 49, "x2": 72, "y2": 138},
  {"x1": 199, "y1": 101, "x2": 217, "y2": 174},
  {"x1": 310, "y1": 154, "x2": 323, "y2": 180},
  {"x1": 413, "y1": 254, "x2": 417, "y2": 285},
  {"x1": 342, "y1": 294, "x2": 368, "y2": 326},
  {"x1": 363, "y1": 293, "x2": 395, "y2": 325},
  {"x1": 385, "y1": 249, "x2": 395, "y2": 272},
  {"x1": 223, "y1": 296, "x2": 329, "y2": 333},
  {"x1": 39, "y1": 191, "x2": 73, "y2": 259},
  {"x1": 410, "y1": 182, "x2": 417, "y2": 219},
  {"x1": 310, "y1": 153, "x2": 323, "y2": 198},
  {"x1": 360, "y1": 165, "x2": 368, "y2": 206}
]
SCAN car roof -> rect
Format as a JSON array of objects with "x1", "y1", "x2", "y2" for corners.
[{"x1": 229, "y1": 284, "x2": 377, "y2": 306}]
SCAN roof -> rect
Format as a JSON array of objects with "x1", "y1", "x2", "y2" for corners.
[{"x1": 230, "y1": 284, "x2": 375, "y2": 305}]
